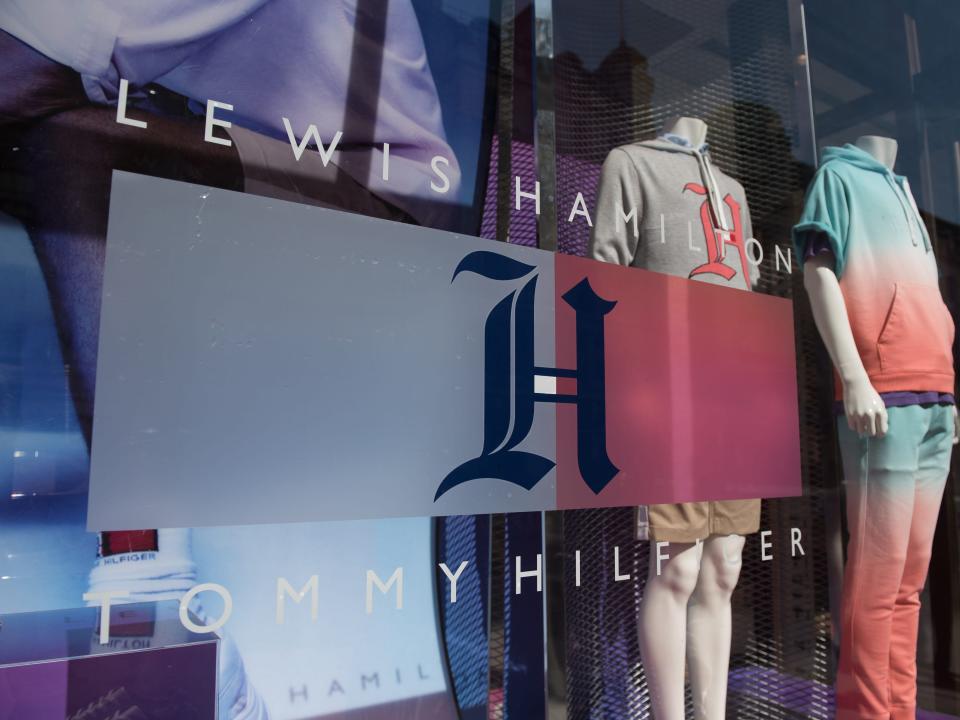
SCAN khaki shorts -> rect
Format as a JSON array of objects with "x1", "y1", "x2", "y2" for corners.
[{"x1": 647, "y1": 499, "x2": 761, "y2": 543}]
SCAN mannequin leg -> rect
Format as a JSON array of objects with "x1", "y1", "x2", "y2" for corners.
[
  {"x1": 835, "y1": 407, "x2": 927, "y2": 719},
  {"x1": 687, "y1": 534, "x2": 745, "y2": 719},
  {"x1": 639, "y1": 542, "x2": 701, "y2": 720},
  {"x1": 888, "y1": 406, "x2": 953, "y2": 720}
]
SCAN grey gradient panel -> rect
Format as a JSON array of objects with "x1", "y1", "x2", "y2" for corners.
[{"x1": 88, "y1": 172, "x2": 556, "y2": 530}]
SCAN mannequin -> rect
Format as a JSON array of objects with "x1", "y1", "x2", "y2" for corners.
[
  {"x1": 796, "y1": 135, "x2": 958, "y2": 720},
  {"x1": 590, "y1": 117, "x2": 759, "y2": 720}
]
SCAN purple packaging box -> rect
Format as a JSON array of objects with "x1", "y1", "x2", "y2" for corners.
[{"x1": 0, "y1": 601, "x2": 218, "y2": 719}]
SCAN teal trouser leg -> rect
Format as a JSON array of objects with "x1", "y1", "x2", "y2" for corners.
[{"x1": 835, "y1": 404, "x2": 955, "y2": 720}]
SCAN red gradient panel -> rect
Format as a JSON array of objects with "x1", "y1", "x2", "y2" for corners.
[{"x1": 555, "y1": 254, "x2": 801, "y2": 510}]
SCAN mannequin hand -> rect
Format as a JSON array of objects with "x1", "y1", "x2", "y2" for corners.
[{"x1": 842, "y1": 375, "x2": 888, "y2": 438}]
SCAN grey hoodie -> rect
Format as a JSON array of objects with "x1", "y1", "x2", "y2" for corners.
[{"x1": 589, "y1": 139, "x2": 758, "y2": 290}]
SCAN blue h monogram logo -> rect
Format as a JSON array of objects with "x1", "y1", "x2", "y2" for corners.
[{"x1": 435, "y1": 251, "x2": 619, "y2": 500}]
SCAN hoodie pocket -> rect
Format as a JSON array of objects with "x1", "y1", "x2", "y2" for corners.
[{"x1": 876, "y1": 282, "x2": 955, "y2": 376}]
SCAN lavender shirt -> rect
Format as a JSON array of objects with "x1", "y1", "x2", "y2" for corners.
[
  {"x1": 0, "y1": 0, "x2": 460, "y2": 226},
  {"x1": 804, "y1": 238, "x2": 955, "y2": 411}
]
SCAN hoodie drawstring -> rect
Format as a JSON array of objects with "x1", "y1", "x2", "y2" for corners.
[
  {"x1": 697, "y1": 150, "x2": 731, "y2": 258},
  {"x1": 650, "y1": 136, "x2": 731, "y2": 248},
  {"x1": 821, "y1": 144, "x2": 932, "y2": 253},
  {"x1": 894, "y1": 176, "x2": 932, "y2": 251}
]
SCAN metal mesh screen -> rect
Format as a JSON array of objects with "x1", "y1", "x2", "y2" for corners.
[
  {"x1": 550, "y1": 0, "x2": 842, "y2": 717},
  {"x1": 561, "y1": 508, "x2": 651, "y2": 720},
  {"x1": 489, "y1": 514, "x2": 508, "y2": 719},
  {"x1": 480, "y1": 134, "x2": 502, "y2": 241},
  {"x1": 437, "y1": 515, "x2": 491, "y2": 717},
  {"x1": 552, "y1": 0, "x2": 803, "y2": 287},
  {"x1": 449, "y1": 1, "x2": 848, "y2": 716},
  {"x1": 560, "y1": 502, "x2": 837, "y2": 718}
]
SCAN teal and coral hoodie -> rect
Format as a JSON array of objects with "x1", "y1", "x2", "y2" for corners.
[{"x1": 793, "y1": 143, "x2": 955, "y2": 398}]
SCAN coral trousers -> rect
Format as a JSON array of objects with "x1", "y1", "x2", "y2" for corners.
[{"x1": 836, "y1": 404, "x2": 955, "y2": 719}]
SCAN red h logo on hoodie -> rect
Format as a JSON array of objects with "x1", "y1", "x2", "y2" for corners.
[{"x1": 683, "y1": 182, "x2": 751, "y2": 284}]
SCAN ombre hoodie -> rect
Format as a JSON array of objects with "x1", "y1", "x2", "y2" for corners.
[{"x1": 793, "y1": 143, "x2": 955, "y2": 398}]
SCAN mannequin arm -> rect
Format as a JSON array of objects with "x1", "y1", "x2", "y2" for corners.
[{"x1": 803, "y1": 253, "x2": 888, "y2": 437}]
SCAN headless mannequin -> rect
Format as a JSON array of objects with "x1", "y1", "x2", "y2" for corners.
[
  {"x1": 803, "y1": 135, "x2": 958, "y2": 718},
  {"x1": 637, "y1": 117, "x2": 749, "y2": 720}
]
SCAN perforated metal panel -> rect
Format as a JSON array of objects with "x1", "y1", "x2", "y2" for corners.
[
  {"x1": 552, "y1": 0, "x2": 803, "y2": 288},
  {"x1": 561, "y1": 508, "x2": 651, "y2": 720},
  {"x1": 549, "y1": 1, "x2": 841, "y2": 717},
  {"x1": 437, "y1": 515, "x2": 491, "y2": 719},
  {"x1": 489, "y1": 514, "x2": 508, "y2": 720},
  {"x1": 451, "y1": 2, "x2": 846, "y2": 716}
]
